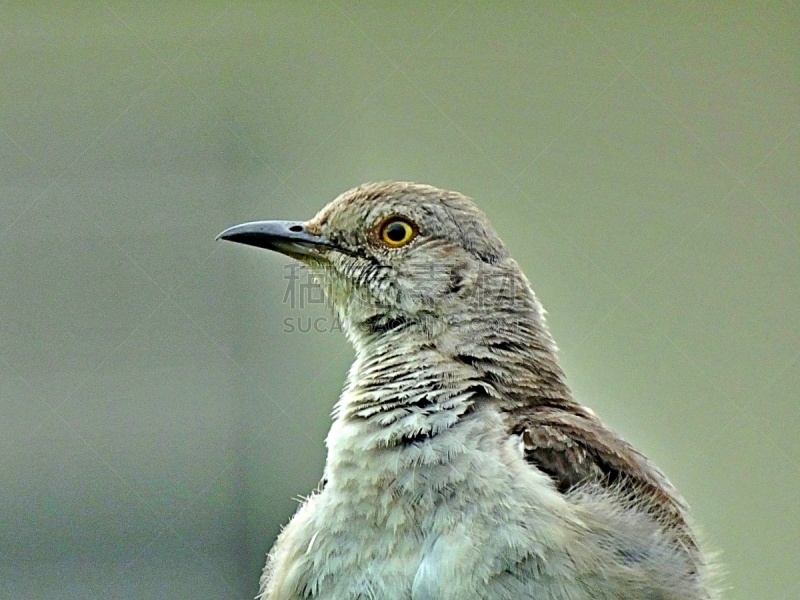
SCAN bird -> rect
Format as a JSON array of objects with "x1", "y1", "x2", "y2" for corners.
[{"x1": 218, "y1": 182, "x2": 718, "y2": 600}]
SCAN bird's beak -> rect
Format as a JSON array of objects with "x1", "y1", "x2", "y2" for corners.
[{"x1": 216, "y1": 220, "x2": 332, "y2": 260}]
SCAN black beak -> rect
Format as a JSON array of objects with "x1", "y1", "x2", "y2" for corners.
[{"x1": 216, "y1": 220, "x2": 332, "y2": 259}]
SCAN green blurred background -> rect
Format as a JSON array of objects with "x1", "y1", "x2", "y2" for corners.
[{"x1": 2, "y1": 2, "x2": 797, "y2": 598}]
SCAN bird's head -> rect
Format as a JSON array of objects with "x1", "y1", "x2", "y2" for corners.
[{"x1": 218, "y1": 182, "x2": 541, "y2": 345}]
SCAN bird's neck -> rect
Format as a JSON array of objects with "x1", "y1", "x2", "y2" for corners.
[
  {"x1": 332, "y1": 290, "x2": 573, "y2": 448},
  {"x1": 322, "y1": 297, "x2": 574, "y2": 504}
]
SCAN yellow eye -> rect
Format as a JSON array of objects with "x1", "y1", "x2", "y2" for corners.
[{"x1": 379, "y1": 217, "x2": 416, "y2": 248}]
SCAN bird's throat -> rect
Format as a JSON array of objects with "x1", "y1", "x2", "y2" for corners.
[{"x1": 335, "y1": 307, "x2": 571, "y2": 450}]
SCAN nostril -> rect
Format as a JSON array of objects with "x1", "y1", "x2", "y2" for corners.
[{"x1": 288, "y1": 224, "x2": 304, "y2": 233}]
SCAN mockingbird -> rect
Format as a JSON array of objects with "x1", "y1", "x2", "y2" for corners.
[{"x1": 219, "y1": 182, "x2": 718, "y2": 600}]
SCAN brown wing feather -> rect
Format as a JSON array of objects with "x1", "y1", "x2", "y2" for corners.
[{"x1": 506, "y1": 401, "x2": 696, "y2": 549}]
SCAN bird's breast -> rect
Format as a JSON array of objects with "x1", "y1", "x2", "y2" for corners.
[{"x1": 261, "y1": 407, "x2": 584, "y2": 600}]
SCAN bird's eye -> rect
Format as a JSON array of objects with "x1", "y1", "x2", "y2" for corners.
[{"x1": 378, "y1": 217, "x2": 417, "y2": 248}]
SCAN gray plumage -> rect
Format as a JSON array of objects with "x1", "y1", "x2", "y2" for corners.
[{"x1": 219, "y1": 182, "x2": 719, "y2": 600}]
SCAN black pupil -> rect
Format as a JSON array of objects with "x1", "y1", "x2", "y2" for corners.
[{"x1": 385, "y1": 222, "x2": 408, "y2": 242}]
